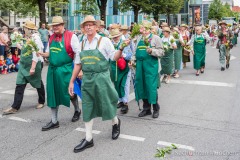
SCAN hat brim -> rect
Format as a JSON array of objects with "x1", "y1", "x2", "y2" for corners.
[
  {"x1": 48, "y1": 22, "x2": 64, "y2": 26},
  {"x1": 162, "y1": 29, "x2": 171, "y2": 33},
  {"x1": 109, "y1": 33, "x2": 122, "y2": 39},
  {"x1": 219, "y1": 22, "x2": 227, "y2": 25},
  {"x1": 81, "y1": 21, "x2": 97, "y2": 27},
  {"x1": 23, "y1": 25, "x2": 37, "y2": 30},
  {"x1": 120, "y1": 28, "x2": 128, "y2": 30}
]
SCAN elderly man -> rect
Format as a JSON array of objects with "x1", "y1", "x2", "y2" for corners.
[
  {"x1": 69, "y1": 15, "x2": 129, "y2": 153},
  {"x1": 98, "y1": 20, "x2": 109, "y2": 37},
  {"x1": 217, "y1": 21, "x2": 233, "y2": 71},
  {"x1": 130, "y1": 20, "x2": 164, "y2": 118},
  {"x1": 39, "y1": 16, "x2": 81, "y2": 131}
]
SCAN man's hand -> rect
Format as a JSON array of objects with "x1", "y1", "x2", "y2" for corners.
[
  {"x1": 147, "y1": 47, "x2": 152, "y2": 54},
  {"x1": 77, "y1": 70, "x2": 83, "y2": 79},
  {"x1": 38, "y1": 51, "x2": 49, "y2": 58},
  {"x1": 68, "y1": 82, "x2": 74, "y2": 97},
  {"x1": 30, "y1": 68, "x2": 35, "y2": 75}
]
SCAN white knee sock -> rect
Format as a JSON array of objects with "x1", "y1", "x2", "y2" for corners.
[
  {"x1": 112, "y1": 116, "x2": 118, "y2": 125},
  {"x1": 85, "y1": 119, "x2": 93, "y2": 141},
  {"x1": 51, "y1": 106, "x2": 59, "y2": 124}
]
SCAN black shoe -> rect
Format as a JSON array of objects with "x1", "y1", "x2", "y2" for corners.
[
  {"x1": 196, "y1": 73, "x2": 199, "y2": 76},
  {"x1": 120, "y1": 104, "x2": 129, "y2": 114},
  {"x1": 74, "y1": 139, "x2": 94, "y2": 153},
  {"x1": 200, "y1": 70, "x2": 204, "y2": 73},
  {"x1": 112, "y1": 118, "x2": 121, "y2": 140},
  {"x1": 152, "y1": 110, "x2": 159, "y2": 118},
  {"x1": 226, "y1": 64, "x2": 230, "y2": 69},
  {"x1": 117, "y1": 102, "x2": 124, "y2": 109},
  {"x1": 42, "y1": 121, "x2": 59, "y2": 131},
  {"x1": 221, "y1": 67, "x2": 225, "y2": 71},
  {"x1": 72, "y1": 111, "x2": 81, "y2": 122},
  {"x1": 138, "y1": 110, "x2": 152, "y2": 117}
]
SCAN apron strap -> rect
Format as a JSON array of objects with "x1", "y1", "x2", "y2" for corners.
[
  {"x1": 96, "y1": 37, "x2": 103, "y2": 49},
  {"x1": 81, "y1": 39, "x2": 85, "y2": 51}
]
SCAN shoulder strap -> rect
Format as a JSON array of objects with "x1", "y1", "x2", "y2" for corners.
[
  {"x1": 81, "y1": 40, "x2": 85, "y2": 51},
  {"x1": 97, "y1": 37, "x2": 102, "y2": 49}
]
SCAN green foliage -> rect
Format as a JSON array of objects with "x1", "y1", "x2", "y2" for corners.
[
  {"x1": 155, "y1": 144, "x2": 178, "y2": 159},
  {"x1": 74, "y1": 0, "x2": 99, "y2": 16},
  {"x1": 208, "y1": 0, "x2": 238, "y2": 21}
]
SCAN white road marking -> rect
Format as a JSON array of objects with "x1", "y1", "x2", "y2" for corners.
[
  {"x1": 8, "y1": 116, "x2": 31, "y2": 123},
  {"x1": 0, "y1": 114, "x2": 3, "y2": 118},
  {"x1": 119, "y1": 134, "x2": 145, "y2": 142},
  {"x1": 230, "y1": 56, "x2": 236, "y2": 61},
  {"x1": 1, "y1": 89, "x2": 37, "y2": 95},
  {"x1": 157, "y1": 141, "x2": 195, "y2": 151},
  {"x1": 75, "y1": 127, "x2": 101, "y2": 134},
  {"x1": 170, "y1": 79, "x2": 235, "y2": 88}
]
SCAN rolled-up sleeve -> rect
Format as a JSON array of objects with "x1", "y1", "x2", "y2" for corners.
[
  {"x1": 71, "y1": 34, "x2": 81, "y2": 64},
  {"x1": 151, "y1": 35, "x2": 164, "y2": 57}
]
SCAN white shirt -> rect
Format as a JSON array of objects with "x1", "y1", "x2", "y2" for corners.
[
  {"x1": 31, "y1": 33, "x2": 44, "y2": 62},
  {"x1": 45, "y1": 34, "x2": 81, "y2": 59},
  {"x1": 162, "y1": 35, "x2": 177, "y2": 46},
  {"x1": 74, "y1": 34, "x2": 116, "y2": 64}
]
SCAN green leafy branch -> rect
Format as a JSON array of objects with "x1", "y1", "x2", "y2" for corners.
[{"x1": 155, "y1": 144, "x2": 178, "y2": 159}]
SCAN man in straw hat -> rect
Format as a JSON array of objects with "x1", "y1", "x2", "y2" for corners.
[
  {"x1": 3, "y1": 21, "x2": 45, "y2": 115},
  {"x1": 130, "y1": 20, "x2": 164, "y2": 119},
  {"x1": 217, "y1": 21, "x2": 233, "y2": 71},
  {"x1": 97, "y1": 20, "x2": 109, "y2": 37},
  {"x1": 159, "y1": 22, "x2": 169, "y2": 38},
  {"x1": 68, "y1": 15, "x2": 130, "y2": 153},
  {"x1": 39, "y1": 16, "x2": 81, "y2": 131},
  {"x1": 120, "y1": 25, "x2": 130, "y2": 39},
  {"x1": 109, "y1": 28, "x2": 133, "y2": 114}
]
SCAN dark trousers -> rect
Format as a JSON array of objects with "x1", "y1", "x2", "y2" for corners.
[
  {"x1": 11, "y1": 81, "x2": 45, "y2": 110},
  {"x1": 142, "y1": 93, "x2": 159, "y2": 111},
  {"x1": 12, "y1": 62, "x2": 45, "y2": 110}
]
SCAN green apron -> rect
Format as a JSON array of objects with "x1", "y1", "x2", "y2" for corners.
[
  {"x1": 110, "y1": 39, "x2": 129, "y2": 98},
  {"x1": 193, "y1": 34, "x2": 206, "y2": 70},
  {"x1": 98, "y1": 32, "x2": 105, "y2": 37},
  {"x1": 161, "y1": 40, "x2": 174, "y2": 75},
  {"x1": 232, "y1": 34, "x2": 237, "y2": 45},
  {"x1": 47, "y1": 34, "x2": 73, "y2": 108},
  {"x1": 16, "y1": 45, "x2": 42, "y2": 88},
  {"x1": 80, "y1": 38, "x2": 118, "y2": 122},
  {"x1": 135, "y1": 35, "x2": 158, "y2": 104},
  {"x1": 174, "y1": 40, "x2": 182, "y2": 71}
]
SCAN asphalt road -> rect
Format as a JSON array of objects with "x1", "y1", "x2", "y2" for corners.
[{"x1": 1, "y1": 42, "x2": 240, "y2": 160}]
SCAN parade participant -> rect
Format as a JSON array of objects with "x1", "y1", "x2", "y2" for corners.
[
  {"x1": 120, "y1": 25, "x2": 130, "y2": 39},
  {"x1": 209, "y1": 25, "x2": 217, "y2": 46},
  {"x1": 69, "y1": 15, "x2": 129, "y2": 153},
  {"x1": 3, "y1": 21, "x2": 45, "y2": 115},
  {"x1": 109, "y1": 28, "x2": 132, "y2": 114},
  {"x1": 130, "y1": 20, "x2": 163, "y2": 118},
  {"x1": 161, "y1": 27, "x2": 177, "y2": 83},
  {"x1": 10, "y1": 27, "x2": 22, "y2": 55},
  {"x1": 39, "y1": 16, "x2": 81, "y2": 131},
  {"x1": 180, "y1": 24, "x2": 190, "y2": 68},
  {"x1": 217, "y1": 21, "x2": 233, "y2": 71},
  {"x1": 98, "y1": 20, "x2": 109, "y2": 37},
  {"x1": 187, "y1": 26, "x2": 210, "y2": 76},
  {"x1": 172, "y1": 27, "x2": 184, "y2": 78},
  {"x1": 159, "y1": 22, "x2": 168, "y2": 38},
  {"x1": 232, "y1": 22, "x2": 239, "y2": 46}
]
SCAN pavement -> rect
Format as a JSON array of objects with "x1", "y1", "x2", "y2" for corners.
[{"x1": 1, "y1": 42, "x2": 240, "y2": 160}]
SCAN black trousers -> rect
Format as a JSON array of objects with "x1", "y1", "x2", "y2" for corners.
[
  {"x1": 142, "y1": 93, "x2": 159, "y2": 111},
  {"x1": 12, "y1": 62, "x2": 45, "y2": 110}
]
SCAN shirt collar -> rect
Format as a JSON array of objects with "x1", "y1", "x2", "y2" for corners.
[{"x1": 83, "y1": 33, "x2": 100, "y2": 41}]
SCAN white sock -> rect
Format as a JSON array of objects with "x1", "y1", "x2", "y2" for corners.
[
  {"x1": 51, "y1": 106, "x2": 59, "y2": 124},
  {"x1": 85, "y1": 119, "x2": 93, "y2": 141},
  {"x1": 112, "y1": 116, "x2": 118, "y2": 125}
]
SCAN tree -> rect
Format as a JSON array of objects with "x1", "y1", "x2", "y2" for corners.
[
  {"x1": 96, "y1": 0, "x2": 108, "y2": 22},
  {"x1": 208, "y1": 0, "x2": 223, "y2": 20},
  {"x1": 74, "y1": 0, "x2": 99, "y2": 16},
  {"x1": 119, "y1": 0, "x2": 150, "y2": 22},
  {"x1": 158, "y1": 0, "x2": 184, "y2": 24}
]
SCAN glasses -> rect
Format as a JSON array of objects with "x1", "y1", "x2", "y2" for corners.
[{"x1": 84, "y1": 24, "x2": 95, "y2": 28}]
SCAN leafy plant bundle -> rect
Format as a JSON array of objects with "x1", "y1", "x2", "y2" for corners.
[
  {"x1": 170, "y1": 38, "x2": 175, "y2": 44},
  {"x1": 184, "y1": 45, "x2": 192, "y2": 52},
  {"x1": 23, "y1": 39, "x2": 39, "y2": 57},
  {"x1": 130, "y1": 23, "x2": 141, "y2": 39},
  {"x1": 155, "y1": 144, "x2": 178, "y2": 159},
  {"x1": 172, "y1": 32, "x2": 179, "y2": 39}
]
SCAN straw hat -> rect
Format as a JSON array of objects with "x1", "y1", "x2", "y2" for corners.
[
  {"x1": 111, "y1": 24, "x2": 121, "y2": 29},
  {"x1": 109, "y1": 29, "x2": 122, "y2": 38},
  {"x1": 180, "y1": 24, "x2": 188, "y2": 28},
  {"x1": 48, "y1": 16, "x2": 64, "y2": 26},
  {"x1": 24, "y1": 21, "x2": 37, "y2": 30},
  {"x1": 161, "y1": 22, "x2": 168, "y2": 27},
  {"x1": 142, "y1": 20, "x2": 152, "y2": 29},
  {"x1": 100, "y1": 20, "x2": 105, "y2": 26},
  {"x1": 162, "y1": 27, "x2": 171, "y2": 33},
  {"x1": 120, "y1": 25, "x2": 128, "y2": 30},
  {"x1": 218, "y1": 21, "x2": 227, "y2": 26},
  {"x1": 173, "y1": 27, "x2": 179, "y2": 32},
  {"x1": 81, "y1": 15, "x2": 97, "y2": 28}
]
